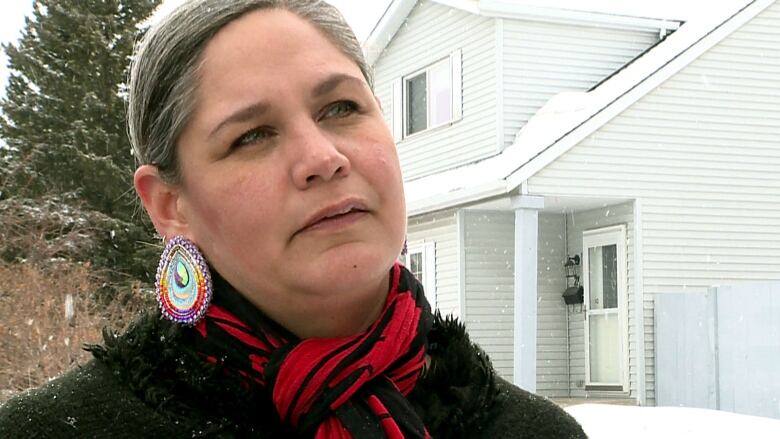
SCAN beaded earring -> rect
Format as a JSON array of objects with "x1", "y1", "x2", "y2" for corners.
[{"x1": 155, "y1": 235, "x2": 213, "y2": 325}]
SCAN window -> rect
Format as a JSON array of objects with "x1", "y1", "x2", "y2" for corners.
[
  {"x1": 401, "y1": 242, "x2": 436, "y2": 309},
  {"x1": 404, "y1": 59, "x2": 452, "y2": 136},
  {"x1": 392, "y1": 49, "x2": 462, "y2": 140}
]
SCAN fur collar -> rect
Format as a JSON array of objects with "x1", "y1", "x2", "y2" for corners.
[{"x1": 89, "y1": 310, "x2": 499, "y2": 437}]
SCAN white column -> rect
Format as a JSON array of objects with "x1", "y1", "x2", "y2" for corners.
[{"x1": 511, "y1": 195, "x2": 543, "y2": 391}]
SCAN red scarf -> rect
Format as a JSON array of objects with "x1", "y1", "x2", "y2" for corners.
[{"x1": 192, "y1": 263, "x2": 433, "y2": 438}]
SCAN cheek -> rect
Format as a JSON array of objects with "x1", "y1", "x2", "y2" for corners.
[
  {"x1": 188, "y1": 169, "x2": 282, "y2": 244},
  {"x1": 359, "y1": 137, "x2": 406, "y2": 231}
]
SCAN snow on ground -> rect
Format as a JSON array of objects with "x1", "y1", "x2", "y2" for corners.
[{"x1": 565, "y1": 404, "x2": 780, "y2": 439}]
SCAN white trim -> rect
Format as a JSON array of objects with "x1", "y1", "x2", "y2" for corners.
[
  {"x1": 633, "y1": 199, "x2": 647, "y2": 405},
  {"x1": 582, "y1": 225, "x2": 629, "y2": 390},
  {"x1": 495, "y1": 18, "x2": 504, "y2": 152},
  {"x1": 478, "y1": 1, "x2": 682, "y2": 32},
  {"x1": 430, "y1": 0, "x2": 480, "y2": 15},
  {"x1": 450, "y1": 49, "x2": 463, "y2": 122},
  {"x1": 510, "y1": 194, "x2": 544, "y2": 210},
  {"x1": 365, "y1": 0, "x2": 418, "y2": 66},
  {"x1": 457, "y1": 209, "x2": 467, "y2": 319}
]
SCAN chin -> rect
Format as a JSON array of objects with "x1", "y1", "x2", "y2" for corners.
[{"x1": 301, "y1": 244, "x2": 397, "y2": 294}]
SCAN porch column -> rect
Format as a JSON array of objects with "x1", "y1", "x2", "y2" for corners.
[{"x1": 511, "y1": 195, "x2": 544, "y2": 392}]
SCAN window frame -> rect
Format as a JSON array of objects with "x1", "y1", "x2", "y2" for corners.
[
  {"x1": 402, "y1": 57, "x2": 453, "y2": 138},
  {"x1": 401, "y1": 241, "x2": 437, "y2": 310}
]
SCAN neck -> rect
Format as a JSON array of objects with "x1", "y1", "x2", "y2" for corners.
[{"x1": 285, "y1": 271, "x2": 390, "y2": 339}]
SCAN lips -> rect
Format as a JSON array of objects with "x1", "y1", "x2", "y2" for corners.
[{"x1": 298, "y1": 199, "x2": 368, "y2": 234}]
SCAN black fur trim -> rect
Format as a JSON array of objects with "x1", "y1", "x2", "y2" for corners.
[
  {"x1": 411, "y1": 312, "x2": 499, "y2": 437},
  {"x1": 88, "y1": 310, "x2": 499, "y2": 437}
]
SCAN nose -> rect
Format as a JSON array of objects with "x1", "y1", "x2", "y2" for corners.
[{"x1": 289, "y1": 120, "x2": 351, "y2": 189}]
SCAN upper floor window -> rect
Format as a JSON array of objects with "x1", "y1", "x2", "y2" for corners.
[
  {"x1": 392, "y1": 49, "x2": 462, "y2": 141},
  {"x1": 405, "y1": 58, "x2": 452, "y2": 136}
]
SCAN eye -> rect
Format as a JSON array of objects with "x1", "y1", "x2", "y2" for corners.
[
  {"x1": 320, "y1": 100, "x2": 359, "y2": 120},
  {"x1": 231, "y1": 127, "x2": 275, "y2": 149}
]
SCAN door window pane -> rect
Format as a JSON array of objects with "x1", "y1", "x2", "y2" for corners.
[
  {"x1": 602, "y1": 244, "x2": 617, "y2": 308},
  {"x1": 588, "y1": 244, "x2": 618, "y2": 310},
  {"x1": 409, "y1": 251, "x2": 423, "y2": 282},
  {"x1": 589, "y1": 313, "x2": 620, "y2": 383},
  {"x1": 405, "y1": 73, "x2": 427, "y2": 135}
]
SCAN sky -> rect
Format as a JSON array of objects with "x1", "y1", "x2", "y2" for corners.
[{"x1": 0, "y1": 0, "x2": 746, "y2": 101}]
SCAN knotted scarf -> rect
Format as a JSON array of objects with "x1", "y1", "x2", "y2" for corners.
[{"x1": 191, "y1": 262, "x2": 433, "y2": 438}]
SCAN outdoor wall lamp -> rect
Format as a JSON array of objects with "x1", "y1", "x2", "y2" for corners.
[{"x1": 562, "y1": 255, "x2": 584, "y2": 305}]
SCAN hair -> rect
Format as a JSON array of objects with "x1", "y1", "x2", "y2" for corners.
[{"x1": 127, "y1": 0, "x2": 372, "y2": 184}]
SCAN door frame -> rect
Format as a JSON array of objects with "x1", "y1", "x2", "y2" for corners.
[
  {"x1": 403, "y1": 241, "x2": 437, "y2": 310},
  {"x1": 582, "y1": 224, "x2": 629, "y2": 390}
]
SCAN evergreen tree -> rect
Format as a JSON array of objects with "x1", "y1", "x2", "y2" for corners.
[
  {"x1": 0, "y1": 0, "x2": 161, "y2": 280},
  {"x1": 1, "y1": 0, "x2": 159, "y2": 217}
]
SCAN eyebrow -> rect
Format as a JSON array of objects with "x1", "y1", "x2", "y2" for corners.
[
  {"x1": 312, "y1": 73, "x2": 365, "y2": 98},
  {"x1": 209, "y1": 101, "x2": 270, "y2": 139},
  {"x1": 208, "y1": 73, "x2": 366, "y2": 140}
]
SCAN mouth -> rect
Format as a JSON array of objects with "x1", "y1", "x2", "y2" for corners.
[{"x1": 297, "y1": 199, "x2": 369, "y2": 234}]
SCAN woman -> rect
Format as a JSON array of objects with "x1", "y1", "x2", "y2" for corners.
[{"x1": 0, "y1": 1, "x2": 586, "y2": 437}]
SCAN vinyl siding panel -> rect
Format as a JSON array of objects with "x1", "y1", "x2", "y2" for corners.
[
  {"x1": 462, "y1": 210, "x2": 515, "y2": 381},
  {"x1": 373, "y1": 1, "x2": 498, "y2": 180},
  {"x1": 536, "y1": 213, "x2": 569, "y2": 397},
  {"x1": 407, "y1": 210, "x2": 460, "y2": 317},
  {"x1": 502, "y1": 21, "x2": 659, "y2": 147},
  {"x1": 528, "y1": 2, "x2": 780, "y2": 405}
]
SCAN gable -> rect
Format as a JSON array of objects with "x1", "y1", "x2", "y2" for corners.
[{"x1": 374, "y1": 0, "x2": 499, "y2": 180}]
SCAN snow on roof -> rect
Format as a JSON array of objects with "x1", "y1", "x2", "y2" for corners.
[
  {"x1": 403, "y1": 0, "x2": 766, "y2": 216},
  {"x1": 565, "y1": 403, "x2": 780, "y2": 438}
]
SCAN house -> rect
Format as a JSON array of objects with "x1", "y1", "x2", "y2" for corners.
[{"x1": 366, "y1": 0, "x2": 780, "y2": 406}]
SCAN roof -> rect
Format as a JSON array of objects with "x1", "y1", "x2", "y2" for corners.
[
  {"x1": 364, "y1": 0, "x2": 685, "y2": 66},
  {"x1": 401, "y1": 0, "x2": 768, "y2": 216}
]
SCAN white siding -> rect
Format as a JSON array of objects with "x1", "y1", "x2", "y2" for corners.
[
  {"x1": 462, "y1": 210, "x2": 515, "y2": 381},
  {"x1": 502, "y1": 21, "x2": 659, "y2": 147},
  {"x1": 563, "y1": 203, "x2": 636, "y2": 400},
  {"x1": 528, "y1": 2, "x2": 780, "y2": 405},
  {"x1": 373, "y1": 1, "x2": 498, "y2": 179},
  {"x1": 407, "y1": 210, "x2": 460, "y2": 317},
  {"x1": 536, "y1": 213, "x2": 569, "y2": 397}
]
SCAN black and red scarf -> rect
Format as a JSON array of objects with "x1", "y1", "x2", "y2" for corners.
[{"x1": 191, "y1": 262, "x2": 433, "y2": 438}]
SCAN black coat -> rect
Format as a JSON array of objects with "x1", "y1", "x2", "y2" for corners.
[{"x1": 0, "y1": 312, "x2": 586, "y2": 438}]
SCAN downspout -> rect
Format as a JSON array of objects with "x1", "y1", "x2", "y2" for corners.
[{"x1": 564, "y1": 213, "x2": 571, "y2": 398}]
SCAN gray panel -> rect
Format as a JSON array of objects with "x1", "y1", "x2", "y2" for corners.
[
  {"x1": 655, "y1": 290, "x2": 718, "y2": 409},
  {"x1": 655, "y1": 283, "x2": 780, "y2": 419},
  {"x1": 717, "y1": 283, "x2": 780, "y2": 419}
]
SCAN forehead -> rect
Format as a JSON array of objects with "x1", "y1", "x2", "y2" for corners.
[{"x1": 197, "y1": 9, "x2": 358, "y2": 87}]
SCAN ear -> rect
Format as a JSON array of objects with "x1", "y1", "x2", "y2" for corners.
[{"x1": 134, "y1": 165, "x2": 189, "y2": 238}]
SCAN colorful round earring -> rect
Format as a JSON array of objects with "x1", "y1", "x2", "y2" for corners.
[{"x1": 155, "y1": 235, "x2": 213, "y2": 325}]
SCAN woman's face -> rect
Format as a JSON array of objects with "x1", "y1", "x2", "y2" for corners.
[{"x1": 173, "y1": 9, "x2": 406, "y2": 338}]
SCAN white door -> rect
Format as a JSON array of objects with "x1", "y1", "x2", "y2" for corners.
[{"x1": 583, "y1": 225, "x2": 627, "y2": 389}]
